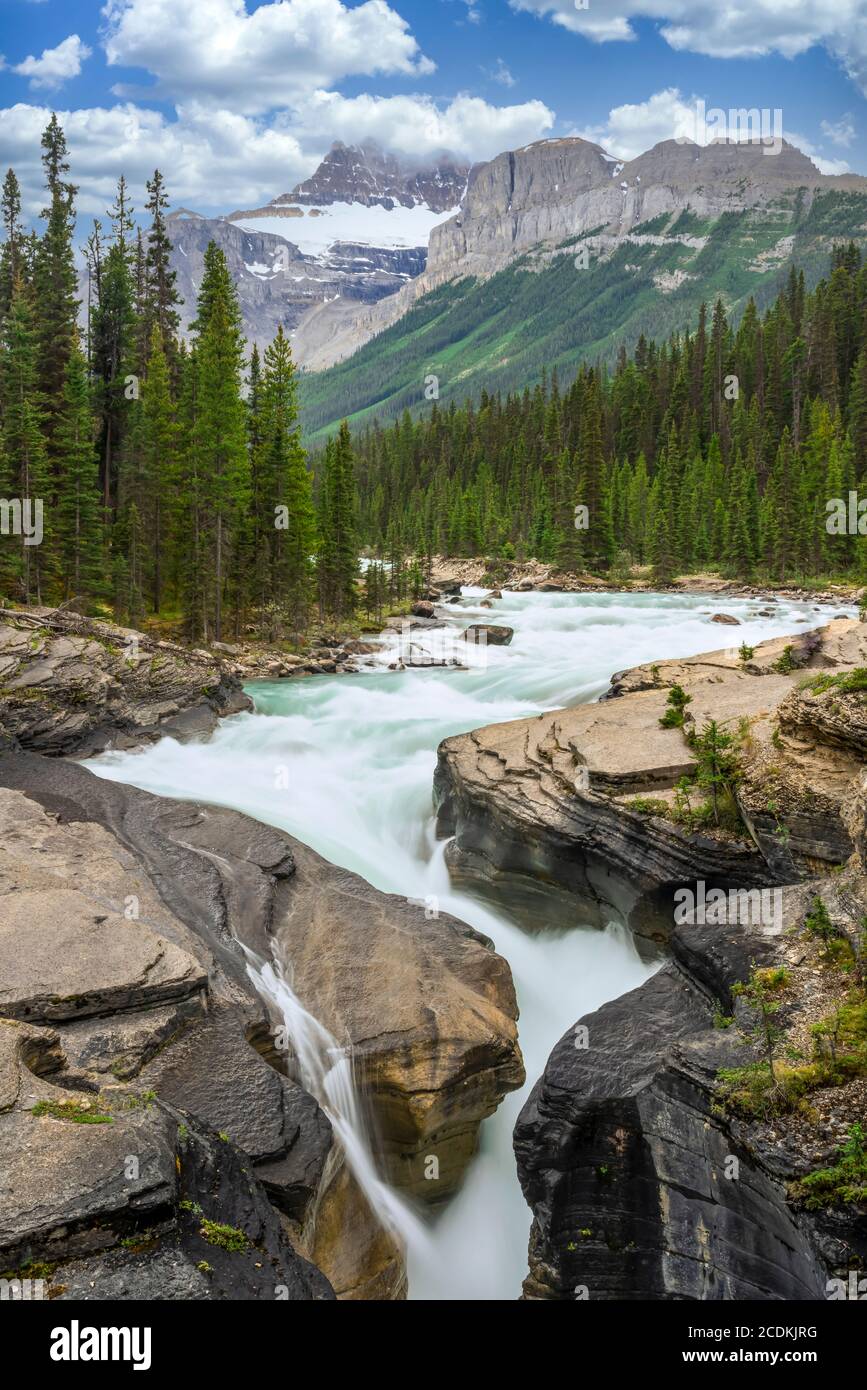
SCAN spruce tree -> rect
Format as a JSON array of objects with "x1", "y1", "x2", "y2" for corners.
[
  {"x1": 0, "y1": 169, "x2": 24, "y2": 326},
  {"x1": 33, "y1": 116, "x2": 79, "y2": 449},
  {"x1": 260, "y1": 328, "x2": 316, "y2": 632},
  {"x1": 0, "y1": 280, "x2": 50, "y2": 603},
  {"x1": 55, "y1": 340, "x2": 103, "y2": 603},
  {"x1": 186, "y1": 244, "x2": 248, "y2": 640},
  {"x1": 139, "y1": 326, "x2": 176, "y2": 612}
]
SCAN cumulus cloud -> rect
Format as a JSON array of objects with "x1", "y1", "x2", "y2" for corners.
[
  {"x1": 0, "y1": 91, "x2": 554, "y2": 220},
  {"x1": 572, "y1": 87, "x2": 706, "y2": 160},
  {"x1": 13, "y1": 34, "x2": 92, "y2": 90},
  {"x1": 0, "y1": 101, "x2": 307, "y2": 218},
  {"x1": 0, "y1": 0, "x2": 556, "y2": 221},
  {"x1": 291, "y1": 91, "x2": 554, "y2": 164},
  {"x1": 573, "y1": 88, "x2": 850, "y2": 172},
  {"x1": 102, "y1": 0, "x2": 435, "y2": 113},
  {"x1": 509, "y1": 0, "x2": 867, "y2": 95}
]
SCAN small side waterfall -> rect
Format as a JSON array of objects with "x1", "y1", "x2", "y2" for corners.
[{"x1": 248, "y1": 953, "x2": 432, "y2": 1260}]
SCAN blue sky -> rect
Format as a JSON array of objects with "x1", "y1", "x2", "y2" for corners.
[{"x1": 1, "y1": 0, "x2": 865, "y2": 221}]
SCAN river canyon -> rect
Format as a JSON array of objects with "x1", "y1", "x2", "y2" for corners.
[{"x1": 74, "y1": 587, "x2": 853, "y2": 1299}]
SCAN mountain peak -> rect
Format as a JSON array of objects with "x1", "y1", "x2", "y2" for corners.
[{"x1": 277, "y1": 142, "x2": 469, "y2": 214}]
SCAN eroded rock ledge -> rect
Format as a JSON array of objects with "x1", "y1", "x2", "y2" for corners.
[
  {"x1": 513, "y1": 869, "x2": 867, "y2": 1300},
  {"x1": 0, "y1": 607, "x2": 252, "y2": 756},
  {"x1": 435, "y1": 619, "x2": 867, "y2": 943},
  {"x1": 0, "y1": 754, "x2": 523, "y2": 1299}
]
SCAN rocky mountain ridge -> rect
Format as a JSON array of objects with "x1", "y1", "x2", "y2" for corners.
[
  {"x1": 294, "y1": 135, "x2": 867, "y2": 372},
  {"x1": 245, "y1": 140, "x2": 468, "y2": 215},
  {"x1": 165, "y1": 142, "x2": 466, "y2": 354}
]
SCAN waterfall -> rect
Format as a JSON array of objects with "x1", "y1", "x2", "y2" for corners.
[{"x1": 247, "y1": 952, "x2": 431, "y2": 1258}]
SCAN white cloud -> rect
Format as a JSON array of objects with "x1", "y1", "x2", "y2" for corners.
[
  {"x1": 102, "y1": 0, "x2": 435, "y2": 114},
  {"x1": 572, "y1": 87, "x2": 705, "y2": 160},
  {"x1": 573, "y1": 88, "x2": 851, "y2": 173},
  {"x1": 13, "y1": 34, "x2": 92, "y2": 90},
  {"x1": 509, "y1": 0, "x2": 867, "y2": 95},
  {"x1": 291, "y1": 91, "x2": 554, "y2": 163},
  {"x1": 0, "y1": 92, "x2": 554, "y2": 221},
  {"x1": 786, "y1": 130, "x2": 850, "y2": 174},
  {"x1": 0, "y1": 101, "x2": 307, "y2": 219},
  {"x1": 820, "y1": 115, "x2": 856, "y2": 147},
  {"x1": 0, "y1": 0, "x2": 554, "y2": 224}
]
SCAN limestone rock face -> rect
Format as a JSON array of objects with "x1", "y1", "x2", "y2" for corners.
[
  {"x1": 844, "y1": 768, "x2": 867, "y2": 866},
  {"x1": 0, "y1": 607, "x2": 251, "y2": 756},
  {"x1": 435, "y1": 620, "x2": 867, "y2": 941},
  {"x1": 778, "y1": 682, "x2": 867, "y2": 758},
  {"x1": 270, "y1": 845, "x2": 525, "y2": 1201},
  {"x1": 514, "y1": 963, "x2": 827, "y2": 1300},
  {"x1": 294, "y1": 135, "x2": 867, "y2": 368},
  {"x1": 0, "y1": 752, "x2": 523, "y2": 1293},
  {"x1": 0, "y1": 1016, "x2": 331, "y2": 1299},
  {"x1": 0, "y1": 763, "x2": 359, "y2": 1297},
  {"x1": 513, "y1": 875, "x2": 867, "y2": 1301}
]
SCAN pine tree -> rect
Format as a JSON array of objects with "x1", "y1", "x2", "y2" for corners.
[
  {"x1": 261, "y1": 328, "x2": 316, "y2": 632},
  {"x1": 139, "y1": 326, "x2": 176, "y2": 612},
  {"x1": 143, "y1": 170, "x2": 181, "y2": 360},
  {"x1": 187, "y1": 245, "x2": 249, "y2": 640},
  {"x1": 0, "y1": 169, "x2": 24, "y2": 326},
  {"x1": 577, "y1": 376, "x2": 614, "y2": 570},
  {"x1": 55, "y1": 340, "x2": 103, "y2": 603},
  {"x1": 318, "y1": 421, "x2": 357, "y2": 620},
  {"x1": 0, "y1": 280, "x2": 51, "y2": 603},
  {"x1": 91, "y1": 177, "x2": 136, "y2": 516},
  {"x1": 33, "y1": 116, "x2": 79, "y2": 450}
]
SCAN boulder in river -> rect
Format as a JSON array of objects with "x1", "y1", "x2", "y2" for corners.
[
  {"x1": 462, "y1": 624, "x2": 514, "y2": 646},
  {"x1": 710, "y1": 612, "x2": 741, "y2": 624}
]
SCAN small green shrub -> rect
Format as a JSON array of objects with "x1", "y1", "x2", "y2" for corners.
[
  {"x1": 791, "y1": 1124, "x2": 867, "y2": 1210},
  {"x1": 659, "y1": 683, "x2": 692, "y2": 728},
  {"x1": 624, "y1": 796, "x2": 670, "y2": 818},
  {"x1": 808, "y1": 667, "x2": 867, "y2": 697},
  {"x1": 773, "y1": 645, "x2": 798, "y2": 674},
  {"x1": 31, "y1": 1098, "x2": 112, "y2": 1125}
]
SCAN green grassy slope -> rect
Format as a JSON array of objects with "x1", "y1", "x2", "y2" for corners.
[{"x1": 298, "y1": 191, "x2": 867, "y2": 443}]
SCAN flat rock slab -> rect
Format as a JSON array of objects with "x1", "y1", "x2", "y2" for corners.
[
  {"x1": 435, "y1": 619, "x2": 867, "y2": 937},
  {"x1": 0, "y1": 889, "x2": 207, "y2": 1022},
  {"x1": 0, "y1": 1102, "x2": 178, "y2": 1265}
]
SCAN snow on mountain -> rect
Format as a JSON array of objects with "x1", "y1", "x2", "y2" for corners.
[{"x1": 230, "y1": 200, "x2": 460, "y2": 262}]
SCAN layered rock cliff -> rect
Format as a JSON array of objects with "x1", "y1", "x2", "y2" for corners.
[
  {"x1": 514, "y1": 869, "x2": 867, "y2": 1299},
  {"x1": 455, "y1": 615, "x2": 867, "y2": 1299},
  {"x1": 0, "y1": 606, "x2": 251, "y2": 756},
  {"x1": 0, "y1": 732, "x2": 523, "y2": 1296},
  {"x1": 434, "y1": 618, "x2": 867, "y2": 943}
]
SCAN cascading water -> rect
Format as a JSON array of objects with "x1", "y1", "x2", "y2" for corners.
[
  {"x1": 86, "y1": 588, "x2": 850, "y2": 1299},
  {"x1": 247, "y1": 954, "x2": 430, "y2": 1258}
]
